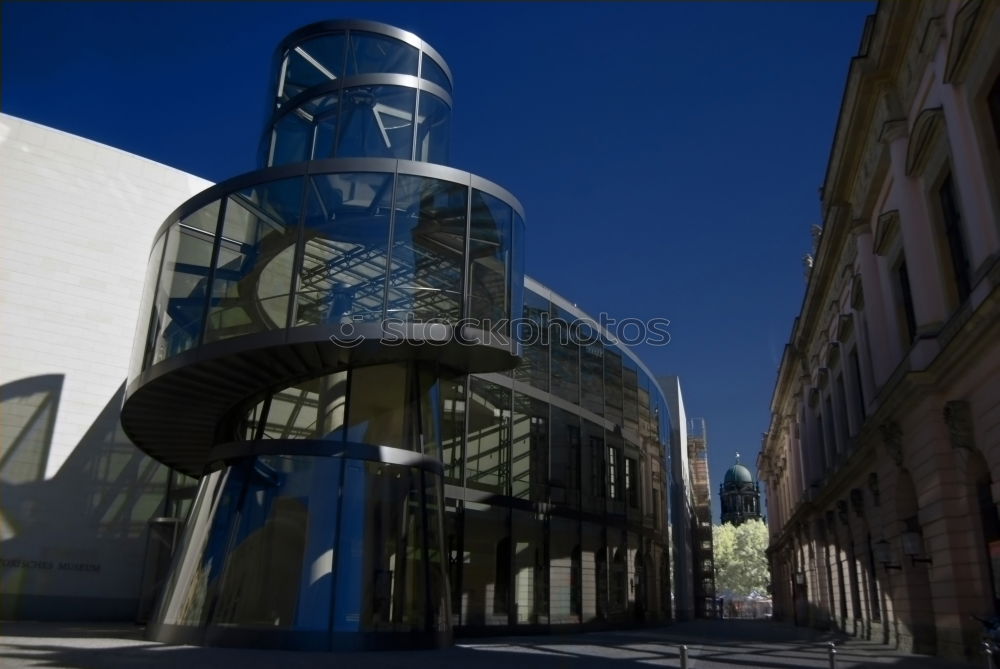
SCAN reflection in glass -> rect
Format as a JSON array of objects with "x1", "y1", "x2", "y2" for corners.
[
  {"x1": 465, "y1": 378, "x2": 509, "y2": 493},
  {"x1": 212, "y1": 456, "x2": 341, "y2": 630},
  {"x1": 462, "y1": 502, "x2": 510, "y2": 626},
  {"x1": 580, "y1": 420, "x2": 605, "y2": 515},
  {"x1": 604, "y1": 348, "x2": 624, "y2": 427},
  {"x1": 549, "y1": 407, "x2": 580, "y2": 509},
  {"x1": 335, "y1": 86, "x2": 417, "y2": 159},
  {"x1": 346, "y1": 31, "x2": 418, "y2": 77},
  {"x1": 549, "y1": 516, "x2": 580, "y2": 624},
  {"x1": 346, "y1": 363, "x2": 407, "y2": 449},
  {"x1": 150, "y1": 202, "x2": 220, "y2": 366},
  {"x1": 389, "y1": 176, "x2": 466, "y2": 322},
  {"x1": 512, "y1": 509, "x2": 547, "y2": 624},
  {"x1": 515, "y1": 290, "x2": 549, "y2": 391},
  {"x1": 416, "y1": 92, "x2": 450, "y2": 164},
  {"x1": 511, "y1": 393, "x2": 547, "y2": 500},
  {"x1": 580, "y1": 337, "x2": 604, "y2": 417},
  {"x1": 256, "y1": 372, "x2": 348, "y2": 441},
  {"x1": 440, "y1": 377, "x2": 466, "y2": 483},
  {"x1": 550, "y1": 307, "x2": 579, "y2": 405},
  {"x1": 131, "y1": 234, "x2": 166, "y2": 378},
  {"x1": 281, "y1": 33, "x2": 347, "y2": 102},
  {"x1": 420, "y1": 55, "x2": 452, "y2": 93},
  {"x1": 296, "y1": 172, "x2": 394, "y2": 325},
  {"x1": 623, "y1": 361, "x2": 639, "y2": 434},
  {"x1": 205, "y1": 178, "x2": 302, "y2": 343},
  {"x1": 469, "y1": 190, "x2": 511, "y2": 331},
  {"x1": 581, "y1": 523, "x2": 606, "y2": 623}
]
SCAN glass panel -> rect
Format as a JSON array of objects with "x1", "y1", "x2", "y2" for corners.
[
  {"x1": 581, "y1": 522, "x2": 606, "y2": 623},
  {"x1": 511, "y1": 213, "x2": 525, "y2": 328},
  {"x1": 550, "y1": 306, "x2": 579, "y2": 404},
  {"x1": 211, "y1": 456, "x2": 342, "y2": 631},
  {"x1": 353, "y1": 462, "x2": 428, "y2": 632},
  {"x1": 388, "y1": 175, "x2": 466, "y2": 322},
  {"x1": 511, "y1": 392, "x2": 547, "y2": 501},
  {"x1": 346, "y1": 363, "x2": 408, "y2": 449},
  {"x1": 581, "y1": 335, "x2": 604, "y2": 417},
  {"x1": 465, "y1": 377, "x2": 509, "y2": 493},
  {"x1": 608, "y1": 530, "x2": 628, "y2": 618},
  {"x1": 549, "y1": 516, "x2": 580, "y2": 624},
  {"x1": 336, "y1": 86, "x2": 417, "y2": 159},
  {"x1": 257, "y1": 371, "x2": 348, "y2": 441},
  {"x1": 150, "y1": 202, "x2": 220, "y2": 365},
  {"x1": 607, "y1": 431, "x2": 625, "y2": 516},
  {"x1": 604, "y1": 347, "x2": 624, "y2": 427},
  {"x1": 415, "y1": 92, "x2": 450, "y2": 164},
  {"x1": 549, "y1": 407, "x2": 580, "y2": 510},
  {"x1": 130, "y1": 232, "x2": 167, "y2": 377},
  {"x1": 623, "y1": 360, "x2": 639, "y2": 434},
  {"x1": 511, "y1": 509, "x2": 547, "y2": 625},
  {"x1": 296, "y1": 172, "x2": 394, "y2": 326},
  {"x1": 346, "y1": 31, "x2": 418, "y2": 76},
  {"x1": 270, "y1": 111, "x2": 313, "y2": 166},
  {"x1": 440, "y1": 377, "x2": 466, "y2": 484},
  {"x1": 580, "y1": 419, "x2": 605, "y2": 515},
  {"x1": 421, "y1": 55, "x2": 451, "y2": 92},
  {"x1": 468, "y1": 190, "x2": 511, "y2": 332},
  {"x1": 514, "y1": 289, "x2": 549, "y2": 391},
  {"x1": 423, "y1": 469, "x2": 450, "y2": 631},
  {"x1": 417, "y1": 366, "x2": 441, "y2": 460},
  {"x1": 281, "y1": 33, "x2": 346, "y2": 101},
  {"x1": 205, "y1": 179, "x2": 302, "y2": 343},
  {"x1": 461, "y1": 502, "x2": 510, "y2": 626},
  {"x1": 155, "y1": 469, "x2": 228, "y2": 626}
]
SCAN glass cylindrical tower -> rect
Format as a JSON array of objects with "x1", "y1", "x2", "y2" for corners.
[{"x1": 121, "y1": 20, "x2": 524, "y2": 651}]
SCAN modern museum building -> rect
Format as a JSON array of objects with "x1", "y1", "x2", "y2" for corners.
[{"x1": 0, "y1": 20, "x2": 680, "y2": 651}]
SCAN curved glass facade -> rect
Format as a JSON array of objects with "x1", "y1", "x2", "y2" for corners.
[
  {"x1": 128, "y1": 162, "x2": 524, "y2": 382},
  {"x1": 264, "y1": 21, "x2": 453, "y2": 166},
  {"x1": 125, "y1": 19, "x2": 672, "y2": 652}
]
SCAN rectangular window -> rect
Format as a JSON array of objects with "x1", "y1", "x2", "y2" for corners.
[
  {"x1": 938, "y1": 174, "x2": 972, "y2": 303},
  {"x1": 849, "y1": 348, "x2": 866, "y2": 422},
  {"x1": 896, "y1": 259, "x2": 917, "y2": 344},
  {"x1": 625, "y1": 457, "x2": 639, "y2": 508}
]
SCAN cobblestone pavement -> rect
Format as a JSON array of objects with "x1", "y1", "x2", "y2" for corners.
[{"x1": 0, "y1": 619, "x2": 984, "y2": 668}]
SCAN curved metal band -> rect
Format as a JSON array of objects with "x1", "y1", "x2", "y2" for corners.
[
  {"x1": 270, "y1": 73, "x2": 453, "y2": 126},
  {"x1": 151, "y1": 158, "x2": 525, "y2": 242},
  {"x1": 209, "y1": 440, "x2": 445, "y2": 475},
  {"x1": 275, "y1": 19, "x2": 453, "y2": 89}
]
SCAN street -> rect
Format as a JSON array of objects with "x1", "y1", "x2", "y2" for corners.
[{"x1": 0, "y1": 619, "x2": 981, "y2": 668}]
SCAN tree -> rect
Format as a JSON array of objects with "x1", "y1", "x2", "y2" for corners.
[{"x1": 712, "y1": 519, "x2": 770, "y2": 597}]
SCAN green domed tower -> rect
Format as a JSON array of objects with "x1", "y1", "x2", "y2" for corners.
[{"x1": 719, "y1": 454, "x2": 761, "y2": 525}]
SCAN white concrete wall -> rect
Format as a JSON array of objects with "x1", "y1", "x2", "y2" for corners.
[{"x1": 0, "y1": 114, "x2": 212, "y2": 618}]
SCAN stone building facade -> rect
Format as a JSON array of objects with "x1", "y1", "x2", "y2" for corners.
[{"x1": 758, "y1": 0, "x2": 1000, "y2": 662}]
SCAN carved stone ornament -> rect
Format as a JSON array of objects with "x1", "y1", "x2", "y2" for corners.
[
  {"x1": 879, "y1": 421, "x2": 904, "y2": 467},
  {"x1": 943, "y1": 400, "x2": 975, "y2": 451}
]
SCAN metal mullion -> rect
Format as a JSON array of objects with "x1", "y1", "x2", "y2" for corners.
[
  {"x1": 140, "y1": 228, "x2": 171, "y2": 372},
  {"x1": 461, "y1": 182, "x2": 472, "y2": 321},
  {"x1": 380, "y1": 164, "x2": 401, "y2": 323},
  {"x1": 411, "y1": 51, "x2": 422, "y2": 161},
  {"x1": 196, "y1": 198, "x2": 227, "y2": 347},
  {"x1": 285, "y1": 173, "x2": 312, "y2": 331}
]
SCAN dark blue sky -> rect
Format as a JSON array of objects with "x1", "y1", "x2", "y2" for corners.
[{"x1": 2, "y1": 1, "x2": 874, "y2": 520}]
